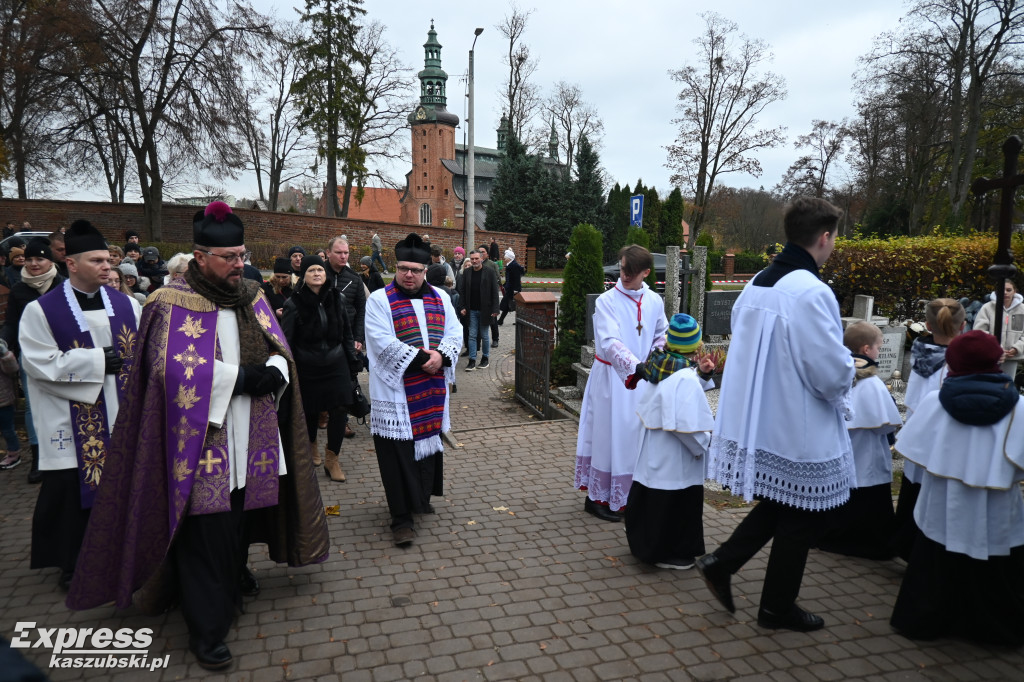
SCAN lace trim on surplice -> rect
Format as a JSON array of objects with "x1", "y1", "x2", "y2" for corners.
[{"x1": 376, "y1": 340, "x2": 417, "y2": 389}]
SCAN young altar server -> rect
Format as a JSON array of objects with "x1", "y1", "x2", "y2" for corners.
[
  {"x1": 891, "y1": 330, "x2": 1024, "y2": 646},
  {"x1": 891, "y1": 298, "x2": 965, "y2": 560},
  {"x1": 816, "y1": 321, "x2": 902, "y2": 559},
  {"x1": 625, "y1": 314, "x2": 715, "y2": 570}
]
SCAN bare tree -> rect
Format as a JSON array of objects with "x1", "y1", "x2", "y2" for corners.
[
  {"x1": 59, "y1": 0, "x2": 271, "y2": 238},
  {"x1": 909, "y1": 0, "x2": 1024, "y2": 223},
  {"x1": 665, "y1": 12, "x2": 787, "y2": 245},
  {"x1": 0, "y1": 0, "x2": 70, "y2": 198},
  {"x1": 496, "y1": 3, "x2": 542, "y2": 141},
  {"x1": 546, "y1": 81, "x2": 604, "y2": 173},
  {"x1": 775, "y1": 119, "x2": 848, "y2": 199},
  {"x1": 334, "y1": 21, "x2": 412, "y2": 217}
]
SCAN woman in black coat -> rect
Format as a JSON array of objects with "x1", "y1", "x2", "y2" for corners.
[
  {"x1": 2, "y1": 237, "x2": 63, "y2": 483},
  {"x1": 281, "y1": 255, "x2": 360, "y2": 483},
  {"x1": 358, "y1": 256, "x2": 385, "y2": 293}
]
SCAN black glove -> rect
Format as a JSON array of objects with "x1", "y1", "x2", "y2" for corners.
[
  {"x1": 239, "y1": 364, "x2": 286, "y2": 396},
  {"x1": 102, "y1": 346, "x2": 123, "y2": 374}
]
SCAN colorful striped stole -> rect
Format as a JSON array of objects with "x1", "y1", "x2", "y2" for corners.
[{"x1": 386, "y1": 282, "x2": 447, "y2": 443}]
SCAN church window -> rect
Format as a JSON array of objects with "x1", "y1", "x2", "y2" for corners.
[{"x1": 419, "y1": 203, "x2": 432, "y2": 225}]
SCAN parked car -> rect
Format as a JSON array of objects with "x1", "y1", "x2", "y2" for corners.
[
  {"x1": 603, "y1": 253, "x2": 687, "y2": 293},
  {"x1": 0, "y1": 232, "x2": 50, "y2": 252}
]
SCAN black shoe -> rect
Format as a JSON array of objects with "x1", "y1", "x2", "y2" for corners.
[
  {"x1": 492, "y1": 339, "x2": 499, "y2": 347},
  {"x1": 757, "y1": 605, "x2": 825, "y2": 632},
  {"x1": 239, "y1": 566, "x2": 260, "y2": 597},
  {"x1": 465, "y1": 359, "x2": 476, "y2": 371},
  {"x1": 695, "y1": 553, "x2": 735, "y2": 613},
  {"x1": 478, "y1": 357, "x2": 490, "y2": 369},
  {"x1": 583, "y1": 497, "x2": 623, "y2": 522},
  {"x1": 450, "y1": 383, "x2": 457, "y2": 394},
  {"x1": 190, "y1": 641, "x2": 233, "y2": 671},
  {"x1": 393, "y1": 527, "x2": 415, "y2": 546}
]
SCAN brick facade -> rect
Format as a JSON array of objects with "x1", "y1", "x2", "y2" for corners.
[
  {"x1": 399, "y1": 122, "x2": 461, "y2": 229},
  {"x1": 0, "y1": 198, "x2": 526, "y2": 266}
]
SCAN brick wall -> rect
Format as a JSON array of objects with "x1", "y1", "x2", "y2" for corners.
[{"x1": 0, "y1": 198, "x2": 526, "y2": 264}]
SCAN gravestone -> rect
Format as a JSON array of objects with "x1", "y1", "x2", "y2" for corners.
[
  {"x1": 665, "y1": 245, "x2": 680, "y2": 318},
  {"x1": 692, "y1": 246, "x2": 707, "y2": 325},
  {"x1": 585, "y1": 293, "x2": 601, "y2": 343},
  {"x1": 875, "y1": 325, "x2": 906, "y2": 381},
  {"x1": 852, "y1": 294, "x2": 874, "y2": 321},
  {"x1": 704, "y1": 290, "x2": 741, "y2": 336}
]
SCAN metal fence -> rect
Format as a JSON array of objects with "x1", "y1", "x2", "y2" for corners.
[{"x1": 514, "y1": 317, "x2": 551, "y2": 419}]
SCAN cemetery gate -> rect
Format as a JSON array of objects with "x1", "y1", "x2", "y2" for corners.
[{"x1": 514, "y1": 317, "x2": 551, "y2": 419}]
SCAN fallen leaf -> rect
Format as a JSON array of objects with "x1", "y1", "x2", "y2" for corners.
[
  {"x1": 467, "y1": 520, "x2": 477, "y2": 525},
  {"x1": 539, "y1": 642, "x2": 547, "y2": 650},
  {"x1": 493, "y1": 506, "x2": 509, "y2": 511},
  {"x1": 324, "y1": 505, "x2": 340, "y2": 516}
]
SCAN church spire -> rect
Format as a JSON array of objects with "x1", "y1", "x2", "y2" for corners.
[
  {"x1": 408, "y1": 21, "x2": 459, "y2": 127},
  {"x1": 497, "y1": 113, "x2": 509, "y2": 152},
  {"x1": 548, "y1": 116, "x2": 559, "y2": 160}
]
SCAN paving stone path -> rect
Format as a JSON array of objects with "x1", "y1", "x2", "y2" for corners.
[{"x1": 1, "y1": 321, "x2": 1022, "y2": 680}]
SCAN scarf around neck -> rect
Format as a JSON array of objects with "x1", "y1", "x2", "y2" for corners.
[
  {"x1": 184, "y1": 259, "x2": 268, "y2": 366},
  {"x1": 21, "y1": 263, "x2": 57, "y2": 292}
]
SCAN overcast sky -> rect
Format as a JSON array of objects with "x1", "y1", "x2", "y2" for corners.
[
  {"x1": 61, "y1": 0, "x2": 911, "y2": 203},
  {"x1": 250, "y1": 0, "x2": 908, "y2": 201}
]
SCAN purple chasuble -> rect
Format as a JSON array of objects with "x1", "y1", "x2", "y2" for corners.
[{"x1": 36, "y1": 281, "x2": 138, "y2": 509}]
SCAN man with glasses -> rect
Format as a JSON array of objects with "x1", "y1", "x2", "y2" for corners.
[
  {"x1": 364, "y1": 233, "x2": 462, "y2": 546},
  {"x1": 67, "y1": 202, "x2": 329, "y2": 671}
]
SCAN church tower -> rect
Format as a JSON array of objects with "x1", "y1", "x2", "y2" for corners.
[{"x1": 400, "y1": 22, "x2": 461, "y2": 228}]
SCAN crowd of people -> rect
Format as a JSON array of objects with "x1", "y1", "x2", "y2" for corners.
[
  {"x1": 578, "y1": 196, "x2": 1024, "y2": 646},
  {"x1": 2, "y1": 206, "x2": 526, "y2": 671},
  {"x1": 6, "y1": 195, "x2": 1022, "y2": 674}
]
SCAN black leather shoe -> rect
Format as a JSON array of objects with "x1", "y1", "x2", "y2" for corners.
[
  {"x1": 583, "y1": 497, "x2": 623, "y2": 523},
  {"x1": 757, "y1": 605, "x2": 825, "y2": 632},
  {"x1": 190, "y1": 641, "x2": 233, "y2": 671},
  {"x1": 695, "y1": 553, "x2": 735, "y2": 613},
  {"x1": 239, "y1": 566, "x2": 260, "y2": 597}
]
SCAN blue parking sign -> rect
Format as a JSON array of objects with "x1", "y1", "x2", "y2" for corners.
[{"x1": 630, "y1": 195, "x2": 644, "y2": 226}]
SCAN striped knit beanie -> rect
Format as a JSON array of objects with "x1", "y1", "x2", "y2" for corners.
[{"x1": 665, "y1": 313, "x2": 701, "y2": 355}]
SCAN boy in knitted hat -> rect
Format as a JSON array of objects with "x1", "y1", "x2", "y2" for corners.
[
  {"x1": 815, "y1": 321, "x2": 902, "y2": 559},
  {"x1": 891, "y1": 330, "x2": 1024, "y2": 645},
  {"x1": 625, "y1": 314, "x2": 716, "y2": 569}
]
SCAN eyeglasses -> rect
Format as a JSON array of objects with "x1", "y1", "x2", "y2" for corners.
[
  {"x1": 201, "y1": 250, "x2": 250, "y2": 264},
  {"x1": 396, "y1": 265, "x2": 426, "y2": 275}
]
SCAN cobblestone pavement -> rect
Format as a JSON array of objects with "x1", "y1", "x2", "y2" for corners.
[{"x1": 2, "y1": 320, "x2": 1023, "y2": 680}]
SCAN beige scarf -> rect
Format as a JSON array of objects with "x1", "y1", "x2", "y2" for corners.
[{"x1": 21, "y1": 263, "x2": 57, "y2": 292}]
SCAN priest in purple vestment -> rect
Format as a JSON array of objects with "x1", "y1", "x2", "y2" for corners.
[{"x1": 67, "y1": 202, "x2": 330, "y2": 672}]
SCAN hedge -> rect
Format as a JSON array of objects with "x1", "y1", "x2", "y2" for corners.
[{"x1": 823, "y1": 234, "x2": 1021, "y2": 320}]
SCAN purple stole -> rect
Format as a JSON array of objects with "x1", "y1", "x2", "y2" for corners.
[
  {"x1": 163, "y1": 284, "x2": 289, "y2": 535},
  {"x1": 36, "y1": 282, "x2": 138, "y2": 509}
]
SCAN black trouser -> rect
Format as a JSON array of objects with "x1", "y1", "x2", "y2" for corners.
[
  {"x1": 712, "y1": 498, "x2": 836, "y2": 613},
  {"x1": 303, "y1": 404, "x2": 345, "y2": 453},
  {"x1": 373, "y1": 436, "x2": 438, "y2": 530},
  {"x1": 174, "y1": 489, "x2": 245, "y2": 652}
]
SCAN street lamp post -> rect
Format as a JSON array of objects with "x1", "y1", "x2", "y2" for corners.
[{"x1": 466, "y1": 27, "x2": 483, "y2": 253}]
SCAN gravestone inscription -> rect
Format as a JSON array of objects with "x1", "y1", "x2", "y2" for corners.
[{"x1": 704, "y1": 290, "x2": 741, "y2": 336}]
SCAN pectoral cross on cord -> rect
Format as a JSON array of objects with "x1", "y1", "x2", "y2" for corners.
[{"x1": 615, "y1": 286, "x2": 644, "y2": 336}]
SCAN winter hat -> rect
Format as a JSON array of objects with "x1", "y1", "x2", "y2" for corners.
[
  {"x1": 298, "y1": 255, "x2": 326, "y2": 282},
  {"x1": 665, "y1": 314, "x2": 702, "y2": 355},
  {"x1": 141, "y1": 246, "x2": 160, "y2": 262},
  {"x1": 65, "y1": 220, "x2": 108, "y2": 256},
  {"x1": 946, "y1": 330, "x2": 1004, "y2": 377},
  {"x1": 24, "y1": 237, "x2": 52, "y2": 261},
  {"x1": 359, "y1": 256, "x2": 373, "y2": 268},
  {"x1": 273, "y1": 257, "x2": 291, "y2": 274},
  {"x1": 504, "y1": 249, "x2": 515, "y2": 261},
  {"x1": 454, "y1": 246, "x2": 465, "y2": 256},
  {"x1": 426, "y1": 263, "x2": 448, "y2": 286},
  {"x1": 119, "y1": 261, "x2": 139, "y2": 279},
  {"x1": 288, "y1": 245, "x2": 306, "y2": 257},
  {"x1": 7, "y1": 245, "x2": 25, "y2": 260}
]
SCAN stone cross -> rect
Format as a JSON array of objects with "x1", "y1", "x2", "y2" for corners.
[{"x1": 972, "y1": 135, "x2": 1023, "y2": 344}]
